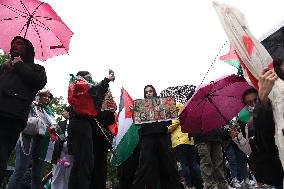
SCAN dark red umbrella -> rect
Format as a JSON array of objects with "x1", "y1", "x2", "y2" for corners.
[
  {"x1": 179, "y1": 74, "x2": 250, "y2": 134},
  {"x1": 0, "y1": 0, "x2": 73, "y2": 61}
]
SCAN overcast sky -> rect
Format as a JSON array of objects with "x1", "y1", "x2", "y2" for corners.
[{"x1": 36, "y1": 0, "x2": 284, "y2": 102}]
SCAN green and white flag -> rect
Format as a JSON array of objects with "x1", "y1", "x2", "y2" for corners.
[
  {"x1": 111, "y1": 88, "x2": 139, "y2": 166},
  {"x1": 39, "y1": 106, "x2": 57, "y2": 163}
]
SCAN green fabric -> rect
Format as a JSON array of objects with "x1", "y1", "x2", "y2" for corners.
[
  {"x1": 238, "y1": 107, "x2": 252, "y2": 123},
  {"x1": 69, "y1": 74, "x2": 77, "y2": 82},
  {"x1": 224, "y1": 59, "x2": 240, "y2": 69},
  {"x1": 39, "y1": 130, "x2": 51, "y2": 161},
  {"x1": 43, "y1": 105, "x2": 54, "y2": 117},
  {"x1": 111, "y1": 123, "x2": 139, "y2": 166},
  {"x1": 69, "y1": 73, "x2": 97, "y2": 85}
]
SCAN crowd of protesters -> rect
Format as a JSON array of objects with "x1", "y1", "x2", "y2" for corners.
[{"x1": 0, "y1": 36, "x2": 284, "y2": 189}]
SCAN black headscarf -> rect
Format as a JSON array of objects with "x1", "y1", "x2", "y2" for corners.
[
  {"x1": 10, "y1": 36, "x2": 35, "y2": 63},
  {"x1": 143, "y1": 85, "x2": 158, "y2": 98}
]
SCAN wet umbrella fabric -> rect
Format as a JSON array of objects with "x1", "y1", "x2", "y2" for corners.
[{"x1": 180, "y1": 74, "x2": 250, "y2": 134}]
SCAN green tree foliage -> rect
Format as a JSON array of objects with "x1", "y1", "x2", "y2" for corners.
[
  {"x1": 107, "y1": 151, "x2": 119, "y2": 187},
  {"x1": 0, "y1": 53, "x2": 7, "y2": 65},
  {"x1": 49, "y1": 96, "x2": 68, "y2": 122}
]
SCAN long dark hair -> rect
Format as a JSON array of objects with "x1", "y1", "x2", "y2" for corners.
[
  {"x1": 273, "y1": 59, "x2": 284, "y2": 81},
  {"x1": 242, "y1": 87, "x2": 258, "y2": 105},
  {"x1": 144, "y1": 85, "x2": 158, "y2": 98}
]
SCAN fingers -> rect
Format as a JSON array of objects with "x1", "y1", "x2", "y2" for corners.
[
  {"x1": 260, "y1": 67, "x2": 270, "y2": 76},
  {"x1": 12, "y1": 56, "x2": 22, "y2": 65},
  {"x1": 271, "y1": 74, "x2": 278, "y2": 81}
]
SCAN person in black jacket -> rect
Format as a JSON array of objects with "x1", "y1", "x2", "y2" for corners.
[
  {"x1": 251, "y1": 62, "x2": 284, "y2": 188},
  {"x1": 0, "y1": 36, "x2": 47, "y2": 186},
  {"x1": 68, "y1": 71, "x2": 116, "y2": 189},
  {"x1": 132, "y1": 85, "x2": 184, "y2": 189}
]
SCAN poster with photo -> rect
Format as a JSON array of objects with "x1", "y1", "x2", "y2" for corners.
[
  {"x1": 101, "y1": 89, "x2": 117, "y2": 111},
  {"x1": 133, "y1": 97, "x2": 177, "y2": 124}
]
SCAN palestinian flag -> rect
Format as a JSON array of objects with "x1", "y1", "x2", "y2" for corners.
[
  {"x1": 39, "y1": 107, "x2": 57, "y2": 163},
  {"x1": 111, "y1": 88, "x2": 139, "y2": 166},
  {"x1": 39, "y1": 129, "x2": 55, "y2": 163},
  {"x1": 220, "y1": 45, "x2": 241, "y2": 69}
]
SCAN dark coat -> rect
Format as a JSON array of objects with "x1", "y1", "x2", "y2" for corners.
[
  {"x1": 249, "y1": 100, "x2": 284, "y2": 185},
  {"x1": 193, "y1": 128, "x2": 223, "y2": 144},
  {"x1": 139, "y1": 120, "x2": 172, "y2": 136},
  {"x1": 51, "y1": 120, "x2": 68, "y2": 164},
  {"x1": 68, "y1": 77, "x2": 115, "y2": 154},
  {"x1": 0, "y1": 62, "x2": 47, "y2": 122}
]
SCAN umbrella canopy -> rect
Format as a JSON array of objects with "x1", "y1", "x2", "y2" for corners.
[
  {"x1": 0, "y1": 0, "x2": 73, "y2": 61},
  {"x1": 180, "y1": 74, "x2": 250, "y2": 134},
  {"x1": 160, "y1": 85, "x2": 196, "y2": 104}
]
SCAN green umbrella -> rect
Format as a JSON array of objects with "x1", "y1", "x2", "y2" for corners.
[{"x1": 237, "y1": 107, "x2": 252, "y2": 123}]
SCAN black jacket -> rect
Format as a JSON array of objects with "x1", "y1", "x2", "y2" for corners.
[
  {"x1": 51, "y1": 120, "x2": 68, "y2": 164},
  {"x1": 139, "y1": 120, "x2": 172, "y2": 136},
  {"x1": 249, "y1": 100, "x2": 284, "y2": 185},
  {"x1": 0, "y1": 62, "x2": 47, "y2": 121},
  {"x1": 193, "y1": 128, "x2": 223, "y2": 144}
]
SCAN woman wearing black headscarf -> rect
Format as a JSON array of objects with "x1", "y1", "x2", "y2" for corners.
[{"x1": 132, "y1": 85, "x2": 184, "y2": 189}]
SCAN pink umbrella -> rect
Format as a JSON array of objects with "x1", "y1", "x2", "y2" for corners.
[
  {"x1": 0, "y1": 0, "x2": 73, "y2": 61},
  {"x1": 180, "y1": 74, "x2": 250, "y2": 134}
]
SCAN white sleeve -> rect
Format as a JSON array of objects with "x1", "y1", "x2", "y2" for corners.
[{"x1": 232, "y1": 133, "x2": 252, "y2": 156}]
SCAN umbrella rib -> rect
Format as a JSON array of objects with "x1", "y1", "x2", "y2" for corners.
[
  {"x1": 19, "y1": 22, "x2": 28, "y2": 37},
  {"x1": 0, "y1": 3, "x2": 28, "y2": 18},
  {"x1": 31, "y1": 2, "x2": 44, "y2": 16},
  {"x1": 19, "y1": 0, "x2": 30, "y2": 16},
  {"x1": 32, "y1": 16, "x2": 66, "y2": 31},
  {"x1": 30, "y1": 18, "x2": 50, "y2": 31},
  {"x1": 31, "y1": 20, "x2": 44, "y2": 59},
  {"x1": 207, "y1": 97, "x2": 229, "y2": 123},
  {"x1": 210, "y1": 79, "x2": 242, "y2": 95},
  {"x1": 0, "y1": 16, "x2": 21, "y2": 22},
  {"x1": 31, "y1": 17, "x2": 70, "y2": 52}
]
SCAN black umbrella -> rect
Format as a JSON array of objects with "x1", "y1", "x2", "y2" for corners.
[
  {"x1": 261, "y1": 25, "x2": 284, "y2": 60},
  {"x1": 160, "y1": 85, "x2": 196, "y2": 104}
]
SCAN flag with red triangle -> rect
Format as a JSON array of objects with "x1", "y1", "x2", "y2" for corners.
[
  {"x1": 111, "y1": 88, "x2": 139, "y2": 166},
  {"x1": 220, "y1": 45, "x2": 240, "y2": 68}
]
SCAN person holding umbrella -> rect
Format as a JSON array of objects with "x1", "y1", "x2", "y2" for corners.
[
  {"x1": 132, "y1": 85, "x2": 184, "y2": 189},
  {"x1": 0, "y1": 36, "x2": 47, "y2": 186}
]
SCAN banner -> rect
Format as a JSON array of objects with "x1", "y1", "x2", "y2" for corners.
[{"x1": 133, "y1": 97, "x2": 177, "y2": 124}]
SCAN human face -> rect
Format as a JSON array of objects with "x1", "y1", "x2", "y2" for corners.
[
  {"x1": 145, "y1": 86, "x2": 154, "y2": 99},
  {"x1": 62, "y1": 110, "x2": 69, "y2": 120},
  {"x1": 11, "y1": 39, "x2": 26, "y2": 57},
  {"x1": 244, "y1": 92, "x2": 258, "y2": 112},
  {"x1": 39, "y1": 93, "x2": 51, "y2": 105}
]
